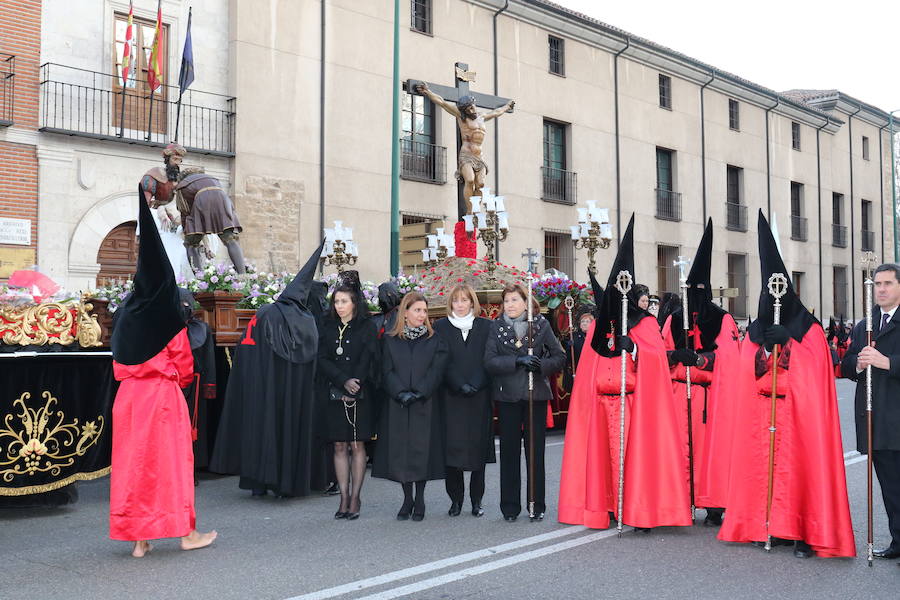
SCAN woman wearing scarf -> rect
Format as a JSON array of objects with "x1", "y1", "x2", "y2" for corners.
[
  {"x1": 373, "y1": 292, "x2": 449, "y2": 521},
  {"x1": 434, "y1": 284, "x2": 495, "y2": 518},
  {"x1": 485, "y1": 284, "x2": 566, "y2": 522}
]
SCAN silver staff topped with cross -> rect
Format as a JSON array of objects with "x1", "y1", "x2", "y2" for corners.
[{"x1": 407, "y1": 62, "x2": 515, "y2": 219}]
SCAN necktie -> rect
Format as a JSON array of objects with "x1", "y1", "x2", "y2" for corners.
[{"x1": 882, "y1": 313, "x2": 891, "y2": 331}]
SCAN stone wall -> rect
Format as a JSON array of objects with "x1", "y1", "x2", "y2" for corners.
[{"x1": 235, "y1": 176, "x2": 305, "y2": 273}]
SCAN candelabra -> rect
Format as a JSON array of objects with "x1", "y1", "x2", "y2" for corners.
[
  {"x1": 570, "y1": 201, "x2": 613, "y2": 275},
  {"x1": 464, "y1": 187, "x2": 509, "y2": 286},
  {"x1": 422, "y1": 227, "x2": 456, "y2": 268},
  {"x1": 321, "y1": 220, "x2": 358, "y2": 272}
]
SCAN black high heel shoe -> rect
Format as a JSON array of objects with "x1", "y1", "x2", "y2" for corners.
[
  {"x1": 334, "y1": 510, "x2": 348, "y2": 519},
  {"x1": 397, "y1": 499, "x2": 413, "y2": 521},
  {"x1": 412, "y1": 498, "x2": 426, "y2": 521},
  {"x1": 346, "y1": 498, "x2": 361, "y2": 521}
]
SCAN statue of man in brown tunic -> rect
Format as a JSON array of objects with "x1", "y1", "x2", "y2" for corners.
[{"x1": 415, "y1": 82, "x2": 514, "y2": 213}]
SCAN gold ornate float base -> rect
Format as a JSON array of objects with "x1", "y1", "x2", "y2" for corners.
[{"x1": 0, "y1": 295, "x2": 102, "y2": 347}]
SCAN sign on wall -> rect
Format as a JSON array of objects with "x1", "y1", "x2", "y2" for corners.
[
  {"x1": 0, "y1": 248, "x2": 36, "y2": 279},
  {"x1": 0, "y1": 218, "x2": 31, "y2": 246}
]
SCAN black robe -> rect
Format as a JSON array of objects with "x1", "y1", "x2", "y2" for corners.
[
  {"x1": 209, "y1": 307, "x2": 318, "y2": 497},
  {"x1": 182, "y1": 318, "x2": 216, "y2": 468},
  {"x1": 373, "y1": 333, "x2": 449, "y2": 483},
  {"x1": 434, "y1": 317, "x2": 496, "y2": 470}
]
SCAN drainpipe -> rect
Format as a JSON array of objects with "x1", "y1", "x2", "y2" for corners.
[
  {"x1": 764, "y1": 97, "x2": 779, "y2": 218},
  {"x1": 815, "y1": 117, "x2": 827, "y2": 318},
  {"x1": 890, "y1": 110, "x2": 899, "y2": 262},
  {"x1": 879, "y1": 123, "x2": 887, "y2": 263},
  {"x1": 848, "y1": 104, "x2": 861, "y2": 318},
  {"x1": 492, "y1": 0, "x2": 509, "y2": 262},
  {"x1": 613, "y1": 37, "x2": 630, "y2": 245},
  {"x1": 319, "y1": 0, "x2": 326, "y2": 269},
  {"x1": 699, "y1": 70, "x2": 715, "y2": 225},
  {"x1": 389, "y1": 0, "x2": 401, "y2": 275}
]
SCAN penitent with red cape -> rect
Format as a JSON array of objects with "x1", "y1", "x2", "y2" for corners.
[
  {"x1": 717, "y1": 210, "x2": 855, "y2": 558},
  {"x1": 558, "y1": 215, "x2": 691, "y2": 530}
]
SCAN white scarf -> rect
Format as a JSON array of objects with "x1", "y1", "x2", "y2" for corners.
[{"x1": 448, "y1": 311, "x2": 475, "y2": 341}]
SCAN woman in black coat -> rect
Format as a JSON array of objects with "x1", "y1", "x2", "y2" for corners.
[
  {"x1": 373, "y1": 291, "x2": 449, "y2": 521},
  {"x1": 434, "y1": 284, "x2": 495, "y2": 518},
  {"x1": 317, "y1": 278, "x2": 377, "y2": 520},
  {"x1": 485, "y1": 283, "x2": 565, "y2": 522}
]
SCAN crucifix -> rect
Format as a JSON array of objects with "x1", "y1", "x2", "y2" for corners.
[
  {"x1": 407, "y1": 62, "x2": 515, "y2": 220},
  {"x1": 522, "y1": 247, "x2": 540, "y2": 273}
]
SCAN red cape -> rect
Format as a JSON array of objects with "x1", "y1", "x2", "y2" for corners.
[
  {"x1": 662, "y1": 313, "x2": 743, "y2": 509},
  {"x1": 558, "y1": 316, "x2": 692, "y2": 529},
  {"x1": 717, "y1": 325, "x2": 855, "y2": 557}
]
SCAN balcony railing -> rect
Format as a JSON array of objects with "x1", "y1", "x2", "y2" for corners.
[
  {"x1": 541, "y1": 166, "x2": 577, "y2": 205},
  {"x1": 0, "y1": 53, "x2": 13, "y2": 126},
  {"x1": 862, "y1": 229, "x2": 875, "y2": 252},
  {"x1": 791, "y1": 215, "x2": 808, "y2": 242},
  {"x1": 39, "y1": 63, "x2": 235, "y2": 156},
  {"x1": 400, "y1": 139, "x2": 446, "y2": 184},
  {"x1": 832, "y1": 224, "x2": 847, "y2": 248},
  {"x1": 725, "y1": 201, "x2": 747, "y2": 231},
  {"x1": 655, "y1": 188, "x2": 682, "y2": 221}
]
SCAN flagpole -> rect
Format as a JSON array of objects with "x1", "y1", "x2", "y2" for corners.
[
  {"x1": 174, "y1": 7, "x2": 193, "y2": 143},
  {"x1": 145, "y1": 0, "x2": 162, "y2": 142},
  {"x1": 118, "y1": 82, "x2": 127, "y2": 138},
  {"x1": 118, "y1": 1, "x2": 133, "y2": 138},
  {"x1": 145, "y1": 91, "x2": 154, "y2": 141}
]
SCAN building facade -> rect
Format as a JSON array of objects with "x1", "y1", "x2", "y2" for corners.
[{"x1": 3, "y1": 0, "x2": 894, "y2": 323}]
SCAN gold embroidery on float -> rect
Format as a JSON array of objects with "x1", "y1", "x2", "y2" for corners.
[{"x1": 0, "y1": 391, "x2": 105, "y2": 482}]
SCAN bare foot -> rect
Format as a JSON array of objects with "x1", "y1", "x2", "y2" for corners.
[
  {"x1": 180, "y1": 529, "x2": 218, "y2": 551},
  {"x1": 131, "y1": 540, "x2": 152, "y2": 558}
]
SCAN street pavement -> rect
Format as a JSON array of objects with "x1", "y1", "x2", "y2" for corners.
[{"x1": 1, "y1": 379, "x2": 895, "y2": 600}]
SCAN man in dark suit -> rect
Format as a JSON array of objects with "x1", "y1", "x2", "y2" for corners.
[{"x1": 842, "y1": 262, "x2": 900, "y2": 562}]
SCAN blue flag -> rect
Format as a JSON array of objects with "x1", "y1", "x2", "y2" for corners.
[{"x1": 177, "y1": 8, "x2": 194, "y2": 95}]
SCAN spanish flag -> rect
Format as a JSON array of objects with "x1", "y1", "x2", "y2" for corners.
[
  {"x1": 120, "y1": 1, "x2": 134, "y2": 86},
  {"x1": 146, "y1": 0, "x2": 163, "y2": 92}
]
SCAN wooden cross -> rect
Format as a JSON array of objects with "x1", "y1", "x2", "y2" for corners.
[
  {"x1": 521, "y1": 247, "x2": 540, "y2": 273},
  {"x1": 407, "y1": 62, "x2": 513, "y2": 219}
]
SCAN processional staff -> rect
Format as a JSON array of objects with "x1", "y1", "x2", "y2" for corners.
[
  {"x1": 526, "y1": 273, "x2": 537, "y2": 521},
  {"x1": 564, "y1": 296, "x2": 576, "y2": 377},
  {"x1": 675, "y1": 256, "x2": 696, "y2": 523},
  {"x1": 862, "y1": 251, "x2": 878, "y2": 566},
  {"x1": 764, "y1": 272, "x2": 788, "y2": 552},
  {"x1": 614, "y1": 270, "x2": 633, "y2": 537}
]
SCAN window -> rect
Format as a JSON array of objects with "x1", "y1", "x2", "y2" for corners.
[
  {"x1": 833, "y1": 265, "x2": 848, "y2": 317},
  {"x1": 655, "y1": 148, "x2": 680, "y2": 220},
  {"x1": 658, "y1": 74, "x2": 672, "y2": 109},
  {"x1": 862, "y1": 199, "x2": 874, "y2": 251},
  {"x1": 400, "y1": 92, "x2": 444, "y2": 183},
  {"x1": 727, "y1": 253, "x2": 748, "y2": 318},
  {"x1": 411, "y1": 0, "x2": 432, "y2": 35},
  {"x1": 791, "y1": 121, "x2": 801, "y2": 150},
  {"x1": 544, "y1": 231, "x2": 574, "y2": 277},
  {"x1": 726, "y1": 165, "x2": 746, "y2": 231},
  {"x1": 728, "y1": 99, "x2": 740, "y2": 130},
  {"x1": 548, "y1": 35, "x2": 565, "y2": 76},
  {"x1": 832, "y1": 192, "x2": 846, "y2": 247},
  {"x1": 113, "y1": 12, "x2": 168, "y2": 133},
  {"x1": 790, "y1": 181, "x2": 806, "y2": 241},
  {"x1": 792, "y1": 271, "x2": 804, "y2": 305},
  {"x1": 542, "y1": 119, "x2": 575, "y2": 203},
  {"x1": 862, "y1": 135, "x2": 870, "y2": 160},
  {"x1": 657, "y1": 244, "x2": 679, "y2": 295}
]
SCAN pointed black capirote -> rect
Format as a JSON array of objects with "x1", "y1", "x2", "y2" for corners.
[
  {"x1": 670, "y1": 218, "x2": 726, "y2": 351},
  {"x1": 111, "y1": 189, "x2": 184, "y2": 365},
  {"x1": 278, "y1": 241, "x2": 325, "y2": 308},
  {"x1": 747, "y1": 210, "x2": 817, "y2": 344},
  {"x1": 590, "y1": 214, "x2": 645, "y2": 357},
  {"x1": 588, "y1": 267, "x2": 604, "y2": 318}
]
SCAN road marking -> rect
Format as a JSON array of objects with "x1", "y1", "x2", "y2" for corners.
[
  {"x1": 287, "y1": 526, "x2": 587, "y2": 600},
  {"x1": 355, "y1": 528, "x2": 623, "y2": 600}
]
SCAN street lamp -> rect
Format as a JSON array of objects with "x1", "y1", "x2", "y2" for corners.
[{"x1": 569, "y1": 201, "x2": 613, "y2": 275}]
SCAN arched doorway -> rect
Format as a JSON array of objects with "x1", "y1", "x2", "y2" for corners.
[{"x1": 96, "y1": 221, "x2": 138, "y2": 286}]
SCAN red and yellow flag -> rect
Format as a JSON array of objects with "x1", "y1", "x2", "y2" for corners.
[
  {"x1": 146, "y1": 0, "x2": 163, "y2": 92},
  {"x1": 120, "y1": 1, "x2": 134, "y2": 86}
]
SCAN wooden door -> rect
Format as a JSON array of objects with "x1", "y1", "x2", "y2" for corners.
[{"x1": 96, "y1": 221, "x2": 138, "y2": 286}]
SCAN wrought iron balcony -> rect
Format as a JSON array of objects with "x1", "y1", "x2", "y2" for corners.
[
  {"x1": 791, "y1": 215, "x2": 808, "y2": 242},
  {"x1": 832, "y1": 224, "x2": 847, "y2": 248},
  {"x1": 725, "y1": 201, "x2": 747, "y2": 231},
  {"x1": 541, "y1": 166, "x2": 577, "y2": 205},
  {"x1": 0, "y1": 53, "x2": 13, "y2": 127},
  {"x1": 655, "y1": 188, "x2": 682, "y2": 221},
  {"x1": 39, "y1": 63, "x2": 235, "y2": 156},
  {"x1": 400, "y1": 139, "x2": 446, "y2": 184},
  {"x1": 861, "y1": 229, "x2": 875, "y2": 252}
]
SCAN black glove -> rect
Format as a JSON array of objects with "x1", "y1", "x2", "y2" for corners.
[
  {"x1": 670, "y1": 348, "x2": 700, "y2": 367},
  {"x1": 460, "y1": 383, "x2": 478, "y2": 396},
  {"x1": 616, "y1": 335, "x2": 635, "y2": 353},
  {"x1": 410, "y1": 391, "x2": 426, "y2": 404},
  {"x1": 525, "y1": 357, "x2": 542, "y2": 372},
  {"x1": 516, "y1": 355, "x2": 541, "y2": 372},
  {"x1": 396, "y1": 391, "x2": 415, "y2": 407},
  {"x1": 763, "y1": 324, "x2": 791, "y2": 351}
]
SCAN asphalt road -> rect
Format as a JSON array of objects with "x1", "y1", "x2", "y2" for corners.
[{"x1": 1, "y1": 379, "x2": 894, "y2": 600}]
